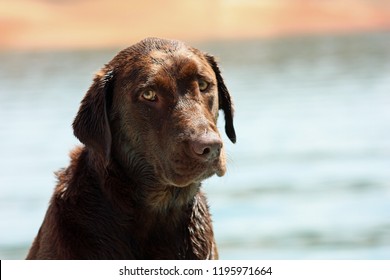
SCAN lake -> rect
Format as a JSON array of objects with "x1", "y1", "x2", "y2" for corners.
[{"x1": 1, "y1": 32, "x2": 390, "y2": 259}]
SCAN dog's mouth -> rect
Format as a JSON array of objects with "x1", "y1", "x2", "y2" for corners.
[{"x1": 155, "y1": 153, "x2": 226, "y2": 187}]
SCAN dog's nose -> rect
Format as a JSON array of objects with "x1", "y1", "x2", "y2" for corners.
[{"x1": 189, "y1": 133, "x2": 223, "y2": 161}]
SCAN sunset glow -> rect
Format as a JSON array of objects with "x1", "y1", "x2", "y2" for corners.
[{"x1": 1, "y1": 0, "x2": 390, "y2": 50}]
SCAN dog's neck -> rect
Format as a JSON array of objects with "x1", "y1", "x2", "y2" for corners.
[
  {"x1": 142, "y1": 182, "x2": 201, "y2": 213},
  {"x1": 99, "y1": 150, "x2": 201, "y2": 215}
]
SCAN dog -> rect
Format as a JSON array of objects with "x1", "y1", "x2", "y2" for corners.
[{"x1": 26, "y1": 37, "x2": 236, "y2": 259}]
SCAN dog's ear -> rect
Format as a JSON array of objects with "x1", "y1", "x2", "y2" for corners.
[
  {"x1": 206, "y1": 55, "x2": 236, "y2": 143},
  {"x1": 73, "y1": 68, "x2": 114, "y2": 161}
]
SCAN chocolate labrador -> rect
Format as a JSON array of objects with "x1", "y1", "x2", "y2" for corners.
[{"x1": 26, "y1": 37, "x2": 236, "y2": 259}]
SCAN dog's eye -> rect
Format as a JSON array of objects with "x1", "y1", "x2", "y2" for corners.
[
  {"x1": 142, "y1": 90, "x2": 157, "y2": 101},
  {"x1": 198, "y1": 79, "x2": 209, "y2": 92}
]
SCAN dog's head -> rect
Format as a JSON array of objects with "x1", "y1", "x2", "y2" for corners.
[{"x1": 73, "y1": 38, "x2": 236, "y2": 187}]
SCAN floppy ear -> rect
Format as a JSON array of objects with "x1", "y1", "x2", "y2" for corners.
[
  {"x1": 206, "y1": 55, "x2": 236, "y2": 143},
  {"x1": 72, "y1": 68, "x2": 115, "y2": 161}
]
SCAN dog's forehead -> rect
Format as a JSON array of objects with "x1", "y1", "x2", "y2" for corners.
[
  {"x1": 112, "y1": 40, "x2": 217, "y2": 91},
  {"x1": 147, "y1": 47, "x2": 214, "y2": 79}
]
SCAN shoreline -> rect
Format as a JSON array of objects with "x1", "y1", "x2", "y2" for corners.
[{"x1": 1, "y1": 29, "x2": 389, "y2": 53}]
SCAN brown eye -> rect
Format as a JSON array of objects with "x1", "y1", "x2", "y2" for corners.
[
  {"x1": 142, "y1": 90, "x2": 157, "y2": 101},
  {"x1": 198, "y1": 79, "x2": 209, "y2": 92}
]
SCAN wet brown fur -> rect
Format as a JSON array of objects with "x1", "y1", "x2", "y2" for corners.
[{"x1": 26, "y1": 38, "x2": 235, "y2": 260}]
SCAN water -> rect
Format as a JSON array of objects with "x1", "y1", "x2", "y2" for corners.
[{"x1": 1, "y1": 32, "x2": 390, "y2": 259}]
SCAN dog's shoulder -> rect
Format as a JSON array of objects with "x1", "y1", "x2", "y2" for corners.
[{"x1": 54, "y1": 146, "x2": 96, "y2": 200}]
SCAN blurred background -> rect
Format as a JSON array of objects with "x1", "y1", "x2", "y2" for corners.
[{"x1": 1, "y1": 0, "x2": 390, "y2": 259}]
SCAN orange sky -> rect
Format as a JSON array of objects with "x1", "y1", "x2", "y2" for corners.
[{"x1": 1, "y1": 0, "x2": 390, "y2": 50}]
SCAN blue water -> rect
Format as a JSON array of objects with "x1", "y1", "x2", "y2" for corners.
[{"x1": 1, "y1": 32, "x2": 390, "y2": 259}]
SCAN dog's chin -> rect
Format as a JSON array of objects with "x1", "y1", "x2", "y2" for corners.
[{"x1": 159, "y1": 161, "x2": 226, "y2": 188}]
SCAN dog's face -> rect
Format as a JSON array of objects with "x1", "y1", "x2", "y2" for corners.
[{"x1": 73, "y1": 38, "x2": 236, "y2": 187}]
